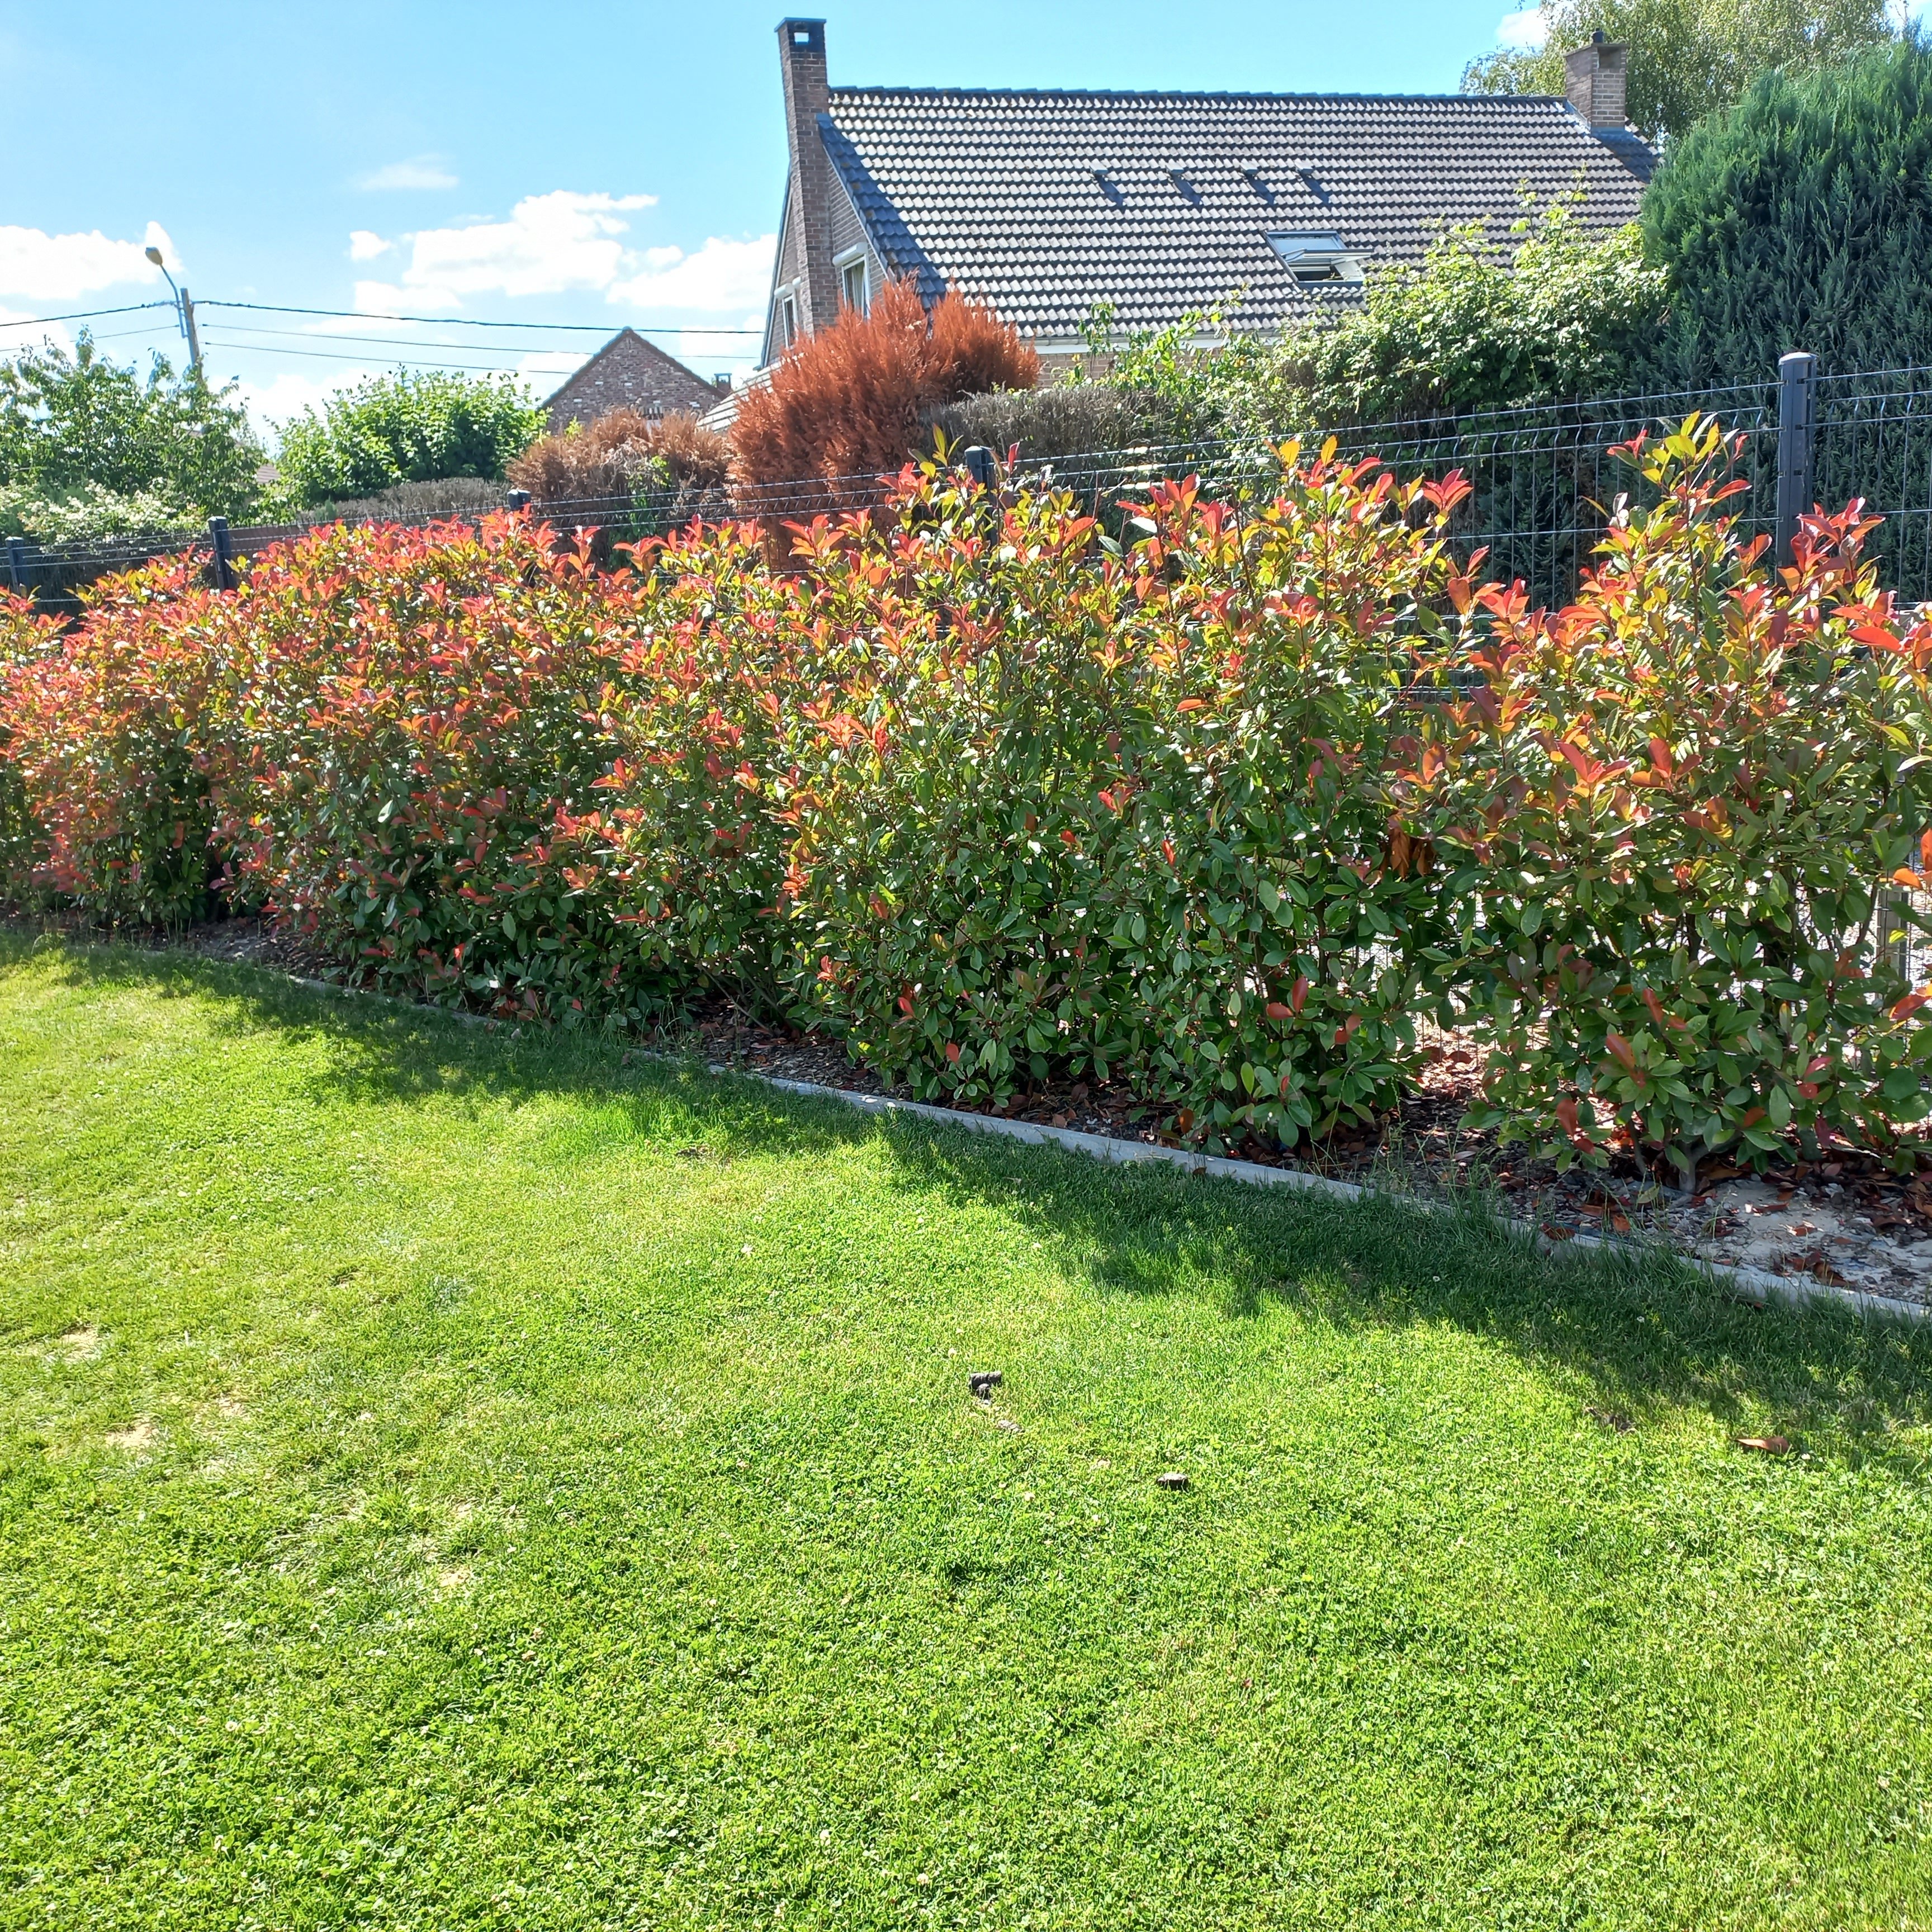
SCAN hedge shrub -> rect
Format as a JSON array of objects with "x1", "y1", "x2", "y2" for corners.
[
  {"x1": 1641, "y1": 39, "x2": 1932, "y2": 385},
  {"x1": 4, "y1": 428, "x2": 1929, "y2": 1173}
]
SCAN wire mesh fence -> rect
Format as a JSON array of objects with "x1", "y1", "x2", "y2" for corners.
[{"x1": 10, "y1": 357, "x2": 1932, "y2": 612}]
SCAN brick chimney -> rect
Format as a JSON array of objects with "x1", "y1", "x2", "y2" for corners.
[
  {"x1": 778, "y1": 18, "x2": 840, "y2": 337},
  {"x1": 1565, "y1": 30, "x2": 1628, "y2": 130}
]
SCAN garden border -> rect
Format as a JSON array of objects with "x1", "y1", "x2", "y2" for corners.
[{"x1": 274, "y1": 970, "x2": 1929, "y2": 1327}]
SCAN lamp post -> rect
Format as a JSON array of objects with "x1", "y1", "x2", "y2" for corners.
[{"x1": 144, "y1": 245, "x2": 202, "y2": 374}]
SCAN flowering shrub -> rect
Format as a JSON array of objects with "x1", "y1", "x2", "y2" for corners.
[
  {"x1": 218, "y1": 513, "x2": 739, "y2": 1024},
  {"x1": 771, "y1": 446, "x2": 1473, "y2": 1146},
  {"x1": 0, "y1": 557, "x2": 229, "y2": 923},
  {"x1": 4, "y1": 415, "x2": 1930, "y2": 1171},
  {"x1": 1396, "y1": 417, "x2": 1932, "y2": 1176},
  {"x1": 0, "y1": 591, "x2": 56, "y2": 903}
]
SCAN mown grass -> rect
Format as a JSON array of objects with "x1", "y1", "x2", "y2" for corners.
[{"x1": 2, "y1": 932, "x2": 1930, "y2": 1930}]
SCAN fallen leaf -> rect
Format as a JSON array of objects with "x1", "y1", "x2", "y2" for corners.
[{"x1": 1737, "y1": 1434, "x2": 1791, "y2": 1455}]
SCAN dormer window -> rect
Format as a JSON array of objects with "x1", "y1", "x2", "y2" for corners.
[{"x1": 1267, "y1": 229, "x2": 1364, "y2": 283}]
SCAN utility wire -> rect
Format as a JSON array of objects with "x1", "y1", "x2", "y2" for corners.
[
  {"x1": 201, "y1": 299, "x2": 763, "y2": 337},
  {"x1": 212, "y1": 319, "x2": 754, "y2": 353},
  {"x1": 200, "y1": 338, "x2": 565, "y2": 375},
  {"x1": 0, "y1": 300, "x2": 177, "y2": 329}
]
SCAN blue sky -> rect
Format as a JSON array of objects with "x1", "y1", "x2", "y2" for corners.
[{"x1": 0, "y1": 1, "x2": 1588, "y2": 437}]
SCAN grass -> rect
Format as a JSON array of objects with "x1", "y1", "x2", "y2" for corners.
[{"x1": 2, "y1": 934, "x2": 1931, "y2": 1931}]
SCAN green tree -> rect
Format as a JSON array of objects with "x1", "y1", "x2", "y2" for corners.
[
  {"x1": 1641, "y1": 39, "x2": 1932, "y2": 381},
  {"x1": 0, "y1": 334, "x2": 263, "y2": 524},
  {"x1": 273, "y1": 369, "x2": 546, "y2": 509},
  {"x1": 1462, "y1": 0, "x2": 1899, "y2": 145}
]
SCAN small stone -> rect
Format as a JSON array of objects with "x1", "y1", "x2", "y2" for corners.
[{"x1": 1156, "y1": 1471, "x2": 1190, "y2": 1490}]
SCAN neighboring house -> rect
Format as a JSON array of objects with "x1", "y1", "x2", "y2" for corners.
[
  {"x1": 762, "y1": 18, "x2": 1651, "y2": 371},
  {"x1": 544, "y1": 329, "x2": 727, "y2": 434}
]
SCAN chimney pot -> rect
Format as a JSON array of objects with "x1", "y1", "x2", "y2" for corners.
[{"x1": 1565, "y1": 34, "x2": 1628, "y2": 130}]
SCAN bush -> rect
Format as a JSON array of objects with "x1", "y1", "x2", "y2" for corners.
[
  {"x1": 0, "y1": 593, "x2": 56, "y2": 903},
  {"x1": 924, "y1": 384, "x2": 1156, "y2": 465},
  {"x1": 507, "y1": 408, "x2": 730, "y2": 506},
  {"x1": 274, "y1": 370, "x2": 546, "y2": 510},
  {"x1": 1641, "y1": 40, "x2": 1932, "y2": 385},
  {"x1": 1095, "y1": 206, "x2": 1666, "y2": 446},
  {"x1": 0, "y1": 553, "x2": 231, "y2": 924},
  {"x1": 731, "y1": 281, "x2": 1038, "y2": 496},
  {"x1": 769, "y1": 456, "x2": 1471, "y2": 1144},
  {"x1": 0, "y1": 481, "x2": 203, "y2": 547},
  {"x1": 1396, "y1": 416, "x2": 1932, "y2": 1175},
  {"x1": 5, "y1": 427, "x2": 1930, "y2": 1170},
  {"x1": 0, "y1": 334, "x2": 263, "y2": 522}
]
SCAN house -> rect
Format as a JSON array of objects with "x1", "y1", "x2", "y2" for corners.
[
  {"x1": 761, "y1": 18, "x2": 1651, "y2": 372},
  {"x1": 543, "y1": 329, "x2": 726, "y2": 434}
]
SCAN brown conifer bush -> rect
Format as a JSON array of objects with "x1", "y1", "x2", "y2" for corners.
[
  {"x1": 508, "y1": 408, "x2": 730, "y2": 506},
  {"x1": 731, "y1": 280, "x2": 1038, "y2": 503}
]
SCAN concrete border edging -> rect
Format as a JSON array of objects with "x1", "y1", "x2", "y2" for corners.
[
  {"x1": 738, "y1": 1070, "x2": 1931, "y2": 1327},
  {"x1": 239, "y1": 968, "x2": 1932, "y2": 1327}
]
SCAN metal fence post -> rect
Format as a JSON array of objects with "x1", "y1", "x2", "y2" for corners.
[
  {"x1": 960, "y1": 446, "x2": 997, "y2": 491},
  {"x1": 207, "y1": 515, "x2": 235, "y2": 592},
  {"x1": 4, "y1": 536, "x2": 25, "y2": 595},
  {"x1": 506, "y1": 489, "x2": 531, "y2": 514},
  {"x1": 1776, "y1": 351, "x2": 1817, "y2": 569}
]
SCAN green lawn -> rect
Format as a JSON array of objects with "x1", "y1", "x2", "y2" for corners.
[{"x1": 3, "y1": 936, "x2": 1931, "y2": 1931}]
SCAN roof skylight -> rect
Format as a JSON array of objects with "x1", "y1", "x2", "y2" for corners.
[{"x1": 1266, "y1": 229, "x2": 1364, "y2": 283}]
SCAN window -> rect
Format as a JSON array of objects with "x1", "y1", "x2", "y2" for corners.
[
  {"x1": 1266, "y1": 230, "x2": 1364, "y2": 285},
  {"x1": 778, "y1": 291, "x2": 798, "y2": 347},
  {"x1": 840, "y1": 254, "x2": 869, "y2": 316}
]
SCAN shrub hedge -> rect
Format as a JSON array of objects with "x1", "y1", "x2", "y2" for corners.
[{"x1": 4, "y1": 424, "x2": 1930, "y2": 1177}]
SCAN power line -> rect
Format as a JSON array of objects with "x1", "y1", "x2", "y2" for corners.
[
  {"x1": 200, "y1": 299, "x2": 763, "y2": 337},
  {"x1": 0, "y1": 300, "x2": 177, "y2": 330},
  {"x1": 211, "y1": 319, "x2": 746, "y2": 357},
  {"x1": 200, "y1": 338, "x2": 562, "y2": 375}
]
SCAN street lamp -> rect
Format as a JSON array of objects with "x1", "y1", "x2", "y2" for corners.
[{"x1": 144, "y1": 244, "x2": 202, "y2": 373}]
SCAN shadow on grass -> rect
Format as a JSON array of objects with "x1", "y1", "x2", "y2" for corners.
[{"x1": 16, "y1": 931, "x2": 1932, "y2": 1472}]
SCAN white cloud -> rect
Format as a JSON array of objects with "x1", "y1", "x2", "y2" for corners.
[
  {"x1": 0, "y1": 306, "x2": 75, "y2": 356},
  {"x1": 1497, "y1": 6, "x2": 1549, "y2": 49},
  {"x1": 348, "y1": 230, "x2": 392, "y2": 262},
  {"x1": 354, "y1": 191, "x2": 661, "y2": 311},
  {"x1": 514, "y1": 349, "x2": 590, "y2": 394},
  {"x1": 0, "y1": 220, "x2": 177, "y2": 302},
  {"x1": 607, "y1": 234, "x2": 776, "y2": 314},
  {"x1": 357, "y1": 157, "x2": 460, "y2": 192},
  {"x1": 236, "y1": 368, "x2": 382, "y2": 432},
  {"x1": 675, "y1": 314, "x2": 765, "y2": 383}
]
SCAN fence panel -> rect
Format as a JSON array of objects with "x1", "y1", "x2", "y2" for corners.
[{"x1": 13, "y1": 359, "x2": 1932, "y2": 612}]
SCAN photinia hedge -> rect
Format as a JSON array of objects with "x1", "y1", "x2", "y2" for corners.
[
  {"x1": 1394, "y1": 417, "x2": 1932, "y2": 1178},
  {"x1": 4, "y1": 421, "x2": 1930, "y2": 1173}
]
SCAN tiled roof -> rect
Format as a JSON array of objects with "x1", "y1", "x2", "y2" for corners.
[{"x1": 821, "y1": 88, "x2": 1652, "y2": 339}]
